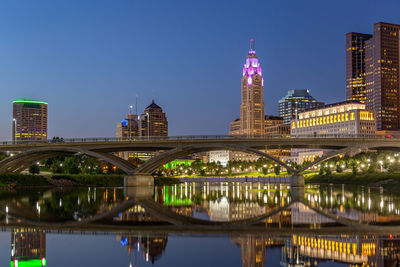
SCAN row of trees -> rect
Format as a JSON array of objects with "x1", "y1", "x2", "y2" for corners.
[
  {"x1": 161, "y1": 157, "x2": 312, "y2": 177},
  {"x1": 29, "y1": 155, "x2": 126, "y2": 175}
]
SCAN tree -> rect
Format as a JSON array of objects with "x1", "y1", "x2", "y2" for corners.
[
  {"x1": 262, "y1": 167, "x2": 268, "y2": 176},
  {"x1": 319, "y1": 166, "x2": 324, "y2": 175},
  {"x1": 274, "y1": 165, "x2": 281, "y2": 176},
  {"x1": 352, "y1": 164, "x2": 358, "y2": 175},
  {"x1": 325, "y1": 166, "x2": 332, "y2": 175},
  {"x1": 29, "y1": 164, "x2": 40, "y2": 174},
  {"x1": 367, "y1": 163, "x2": 376, "y2": 173},
  {"x1": 336, "y1": 164, "x2": 343, "y2": 173},
  {"x1": 51, "y1": 160, "x2": 64, "y2": 174},
  {"x1": 64, "y1": 157, "x2": 81, "y2": 174}
]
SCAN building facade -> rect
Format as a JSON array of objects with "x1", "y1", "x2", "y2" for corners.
[
  {"x1": 12, "y1": 100, "x2": 48, "y2": 141},
  {"x1": 116, "y1": 114, "x2": 139, "y2": 139},
  {"x1": 229, "y1": 39, "x2": 265, "y2": 136},
  {"x1": 140, "y1": 100, "x2": 168, "y2": 136},
  {"x1": 346, "y1": 32, "x2": 373, "y2": 103},
  {"x1": 291, "y1": 101, "x2": 376, "y2": 137},
  {"x1": 208, "y1": 150, "x2": 230, "y2": 167},
  {"x1": 278, "y1": 89, "x2": 324, "y2": 125},
  {"x1": 348, "y1": 22, "x2": 400, "y2": 131}
]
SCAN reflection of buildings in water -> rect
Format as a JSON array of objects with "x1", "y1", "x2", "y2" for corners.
[
  {"x1": 209, "y1": 197, "x2": 266, "y2": 221},
  {"x1": 290, "y1": 203, "x2": 334, "y2": 225},
  {"x1": 231, "y1": 235, "x2": 284, "y2": 267},
  {"x1": 117, "y1": 234, "x2": 168, "y2": 264},
  {"x1": 11, "y1": 228, "x2": 46, "y2": 267},
  {"x1": 114, "y1": 204, "x2": 163, "y2": 222},
  {"x1": 280, "y1": 234, "x2": 400, "y2": 267}
]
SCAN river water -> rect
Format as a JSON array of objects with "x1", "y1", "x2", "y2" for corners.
[{"x1": 3, "y1": 182, "x2": 400, "y2": 266}]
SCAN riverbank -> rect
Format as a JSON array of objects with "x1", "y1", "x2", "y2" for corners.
[
  {"x1": 0, "y1": 173, "x2": 181, "y2": 188},
  {"x1": 305, "y1": 172, "x2": 400, "y2": 193}
]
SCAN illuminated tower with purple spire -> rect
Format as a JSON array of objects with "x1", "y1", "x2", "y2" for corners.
[{"x1": 239, "y1": 38, "x2": 265, "y2": 136}]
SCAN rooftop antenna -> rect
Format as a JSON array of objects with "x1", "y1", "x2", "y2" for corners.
[
  {"x1": 250, "y1": 38, "x2": 255, "y2": 51},
  {"x1": 135, "y1": 94, "x2": 138, "y2": 115}
]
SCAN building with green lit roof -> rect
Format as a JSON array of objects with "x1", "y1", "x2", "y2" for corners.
[{"x1": 12, "y1": 100, "x2": 48, "y2": 141}]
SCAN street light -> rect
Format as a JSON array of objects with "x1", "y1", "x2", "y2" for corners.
[
  {"x1": 139, "y1": 112, "x2": 150, "y2": 139},
  {"x1": 129, "y1": 105, "x2": 133, "y2": 140},
  {"x1": 12, "y1": 118, "x2": 17, "y2": 142}
]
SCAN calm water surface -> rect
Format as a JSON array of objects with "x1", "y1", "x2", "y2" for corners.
[{"x1": 2, "y1": 182, "x2": 400, "y2": 266}]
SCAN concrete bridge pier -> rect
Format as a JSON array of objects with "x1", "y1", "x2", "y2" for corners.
[
  {"x1": 124, "y1": 173, "x2": 154, "y2": 187},
  {"x1": 124, "y1": 186, "x2": 154, "y2": 200},
  {"x1": 290, "y1": 175, "x2": 305, "y2": 187},
  {"x1": 291, "y1": 186, "x2": 305, "y2": 201}
]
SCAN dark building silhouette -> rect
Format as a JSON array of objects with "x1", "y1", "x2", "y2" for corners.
[
  {"x1": 346, "y1": 32, "x2": 373, "y2": 104},
  {"x1": 140, "y1": 100, "x2": 168, "y2": 136},
  {"x1": 347, "y1": 22, "x2": 400, "y2": 131}
]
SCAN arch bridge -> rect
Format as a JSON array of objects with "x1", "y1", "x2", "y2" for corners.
[{"x1": 0, "y1": 135, "x2": 399, "y2": 186}]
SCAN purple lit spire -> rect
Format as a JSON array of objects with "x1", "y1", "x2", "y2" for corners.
[{"x1": 242, "y1": 38, "x2": 262, "y2": 85}]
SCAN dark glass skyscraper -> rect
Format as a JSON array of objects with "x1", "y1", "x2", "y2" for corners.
[
  {"x1": 278, "y1": 89, "x2": 324, "y2": 125},
  {"x1": 347, "y1": 22, "x2": 400, "y2": 131},
  {"x1": 346, "y1": 32, "x2": 372, "y2": 104},
  {"x1": 140, "y1": 100, "x2": 168, "y2": 136}
]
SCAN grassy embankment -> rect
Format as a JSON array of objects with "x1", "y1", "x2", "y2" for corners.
[
  {"x1": 305, "y1": 172, "x2": 400, "y2": 193},
  {"x1": 0, "y1": 173, "x2": 180, "y2": 187}
]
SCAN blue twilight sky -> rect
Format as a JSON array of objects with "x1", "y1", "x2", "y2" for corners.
[{"x1": 0, "y1": 0, "x2": 399, "y2": 139}]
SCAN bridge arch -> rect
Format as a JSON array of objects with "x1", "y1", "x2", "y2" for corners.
[
  {"x1": 134, "y1": 143, "x2": 296, "y2": 175},
  {"x1": 0, "y1": 146, "x2": 137, "y2": 174}
]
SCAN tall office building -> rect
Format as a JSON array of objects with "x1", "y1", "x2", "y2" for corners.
[
  {"x1": 347, "y1": 22, "x2": 400, "y2": 131},
  {"x1": 116, "y1": 113, "x2": 139, "y2": 138},
  {"x1": 140, "y1": 100, "x2": 168, "y2": 136},
  {"x1": 229, "y1": 39, "x2": 265, "y2": 136},
  {"x1": 12, "y1": 100, "x2": 48, "y2": 141},
  {"x1": 278, "y1": 89, "x2": 324, "y2": 125},
  {"x1": 240, "y1": 39, "x2": 265, "y2": 136},
  {"x1": 346, "y1": 32, "x2": 372, "y2": 103}
]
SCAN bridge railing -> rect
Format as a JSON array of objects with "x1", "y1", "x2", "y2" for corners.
[{"x1": 0, "y1": 133, "x2": 393, "y2": 145}]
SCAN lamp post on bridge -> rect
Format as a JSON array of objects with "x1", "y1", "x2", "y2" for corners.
[
  {"x1": 12, "y1": 118, "x2": 17, "y2": 143},
  {"x1": 129, "y1": 105, "x2": 133, "y2": 140},
  {"x1": 139, "y1": 112, "x2": 150, "y2": 140}
]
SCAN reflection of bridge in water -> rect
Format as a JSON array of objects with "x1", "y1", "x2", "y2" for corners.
[
  {"x1": 3, "y1": 136, "x2": 400, "y2": 185},
  {"x1": 2, "y1": 182, "x2": 400, "y2": 266},
  {"x1": 4, "y1": 226, "x2": 400, "y2": 267}
]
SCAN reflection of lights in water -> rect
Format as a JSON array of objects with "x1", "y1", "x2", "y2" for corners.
[
  {"x1": 380, "y1": 200, "x2": 384, "y2": 210},
  {"x1": 263, "y1": 195, "x2": 267, "y2": 203},
  {"x1": 368, "y1": 198, "x2": 371, "y2": 210},
  {"x1": 59, "y1": 199, "x2": 62, "y2": 207}
]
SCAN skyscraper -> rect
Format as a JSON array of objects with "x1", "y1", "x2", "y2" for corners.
[
  {"x1": 229, "y1": 39, "x2": 265, "y2": 136},
  {"x1": 140, "y1": 100, "x2": 168, "y2": 136},
  {"x1": 116, "y1": 113, "x2": 139, "y2": 139},
  {"x1": 278, "y1": 89, "x2": 324, "y2": 125},
  {"x1": 12, "y1": 100, "x2": 48, "y2": 141},
  {"x1": 347, "y1": 22, "x2": 400, "y2": 131},
  {"x1": 240, "y1": 39, "x2": 265, "y2": 136},
  {"x1": 346, "y1": 32, "x2": 372, "y2": 103}
]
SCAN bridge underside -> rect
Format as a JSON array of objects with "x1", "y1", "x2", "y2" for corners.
[{"x1": 1, "y1": 140, "x2": 400, "y2": 186}]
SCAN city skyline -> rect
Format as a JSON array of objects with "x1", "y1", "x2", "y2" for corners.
[{"x1": 0, "y1": 1, "x2": 400, "y2": 140}]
